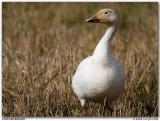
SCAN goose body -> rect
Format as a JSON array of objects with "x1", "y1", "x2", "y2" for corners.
[{"x1": 72, "y1": 9, "x2": 125, "y2": 107}]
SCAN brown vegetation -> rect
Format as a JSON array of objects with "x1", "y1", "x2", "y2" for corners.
[{"x1": 2, "y1": 2, "x2": 158, "y2": 117}]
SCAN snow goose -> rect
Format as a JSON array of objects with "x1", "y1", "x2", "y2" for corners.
[{"x1": 72, "y1": 9, "x2": 125, "y2": 107}]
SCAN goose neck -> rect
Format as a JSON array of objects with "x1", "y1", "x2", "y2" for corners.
[{"x1": 93, "y1": 24, "x2": 117, "y2": 64}]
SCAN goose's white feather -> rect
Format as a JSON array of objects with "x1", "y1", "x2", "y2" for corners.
[{"x1": 72, "y1": 9, "x2": 125, "y2": 107}]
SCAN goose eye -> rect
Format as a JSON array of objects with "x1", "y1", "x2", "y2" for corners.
[{"x1": 105, "y1": 11, "x2": 108, "y2": 14}]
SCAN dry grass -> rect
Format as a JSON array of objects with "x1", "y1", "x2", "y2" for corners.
[{"x1": 2, "y1": 2, "x2": 158, "y2": 117}]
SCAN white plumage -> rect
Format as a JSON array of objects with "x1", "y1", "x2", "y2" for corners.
[{"x1": 72, "y1": 9, "x2": 125, "y2": 107}]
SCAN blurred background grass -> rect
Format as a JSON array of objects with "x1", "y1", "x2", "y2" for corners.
[{"x1": 2, "y1": 2, "x2": 158, "y2": 117}]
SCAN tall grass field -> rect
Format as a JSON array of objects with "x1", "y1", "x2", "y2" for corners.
[{"x1": 2, "y1": 2, "x2": 158, "y2": 117}]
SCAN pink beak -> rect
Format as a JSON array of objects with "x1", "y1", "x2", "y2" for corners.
[{"x1": 85, "y1": 16, "x2": 100, "y2": 23}]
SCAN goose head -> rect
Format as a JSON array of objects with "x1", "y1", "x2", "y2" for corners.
[{"x1": 86, "y1": 9, "x2": 118, "y2": 25}]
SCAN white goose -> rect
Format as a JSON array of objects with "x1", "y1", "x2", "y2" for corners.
[{"x1": 72, "y1": 9, "x2": 125, "y2": 107}]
